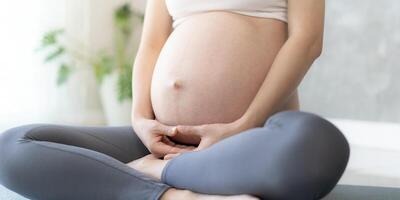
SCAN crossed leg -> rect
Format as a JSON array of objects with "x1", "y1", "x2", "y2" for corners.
[
  {"x1": 0, "y1": 111, "x2": 349, "y2": 200},
  {"x1": 130, "y1": 111, "x2": 350, "y2": 200}
]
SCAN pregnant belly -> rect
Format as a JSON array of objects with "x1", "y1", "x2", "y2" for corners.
[{"x1": 151, "y1": 12, "x2": 288, "y2": 144}]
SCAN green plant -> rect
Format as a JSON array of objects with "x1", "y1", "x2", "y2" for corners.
[
  {"x1": 37, "y1": 3, "x2": 144, "y2": 102},
  {"x1": 37, "y1": 29, "x2": 71, "y2": 85}
]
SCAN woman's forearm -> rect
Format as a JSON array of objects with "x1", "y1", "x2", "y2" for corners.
[
  {"x1": 131, "y1": 46, "x2": 162, "y2": 122},
  {"x1": 237, "y1": 35, "x2": 322, "y2": 129},
  {"x1": 130, "y1": 0, "x2": 172, "y2": 126},
  {"x1": 233, "y1": 0, "x2": 325, "y2": 130}
]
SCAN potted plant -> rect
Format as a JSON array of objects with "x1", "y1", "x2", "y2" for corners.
[{"x1": 37, "y1": 3, "x2": 144, "y2": 125}]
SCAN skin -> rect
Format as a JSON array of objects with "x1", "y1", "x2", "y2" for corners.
[{"x1": 130, "y1": 0, "x2": 325, "y2": 199}]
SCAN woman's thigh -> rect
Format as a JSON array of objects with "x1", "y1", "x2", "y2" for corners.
[
  {"x1": 0, "y1": 124, "x2": 168, "y2": 200},
  {"x1": 1, "y1": 124, "x2": 150, "y2": 162}
]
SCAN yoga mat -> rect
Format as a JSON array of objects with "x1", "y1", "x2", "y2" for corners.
[{"x1": 1, "y1": 184, "x2": 400, "y2": 199}]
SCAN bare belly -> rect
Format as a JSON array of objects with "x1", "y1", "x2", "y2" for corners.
[{"x1": 151, "y1": 12, "x2": 298, "y2": 144}]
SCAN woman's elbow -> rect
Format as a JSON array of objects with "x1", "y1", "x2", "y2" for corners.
[
  {"x1": 291, "y1": 32, "x2": 324, "y2": 60},
  {"x1": 310, "y1": 36, "x2": 323, "y2": 60}
]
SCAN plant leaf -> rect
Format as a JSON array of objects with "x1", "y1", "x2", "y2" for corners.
[
  {"x1": 37, "y1": 29, "x2": 64, "y2": 51},
  {"x1": 116, "y1": 63, "x2": 133, "y2": 102},
  {"x1": 45, "y1": 46, "x2": 65, "y2": 62},
  {"x1": 114, "y1": 3, "x2": 133, "y2": 36},
  {"x1": 57, "y1": 63, "x2": 72, "y2": 86},
  {"x1": 93, "y1": 53, "x2": 114, "y2": 84}
]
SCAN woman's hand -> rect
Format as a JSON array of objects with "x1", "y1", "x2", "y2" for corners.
[
  {"x1": 163, "y1": 120, "x2": 248, "y2": 160},
  {"x1": 133, "y1": 118, "x2": 194, "y2": 158}
]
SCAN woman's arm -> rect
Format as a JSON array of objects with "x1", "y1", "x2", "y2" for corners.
[
  {"x1": 237, "y1": 0, "x2": 325, "y2": 130},
  {"x1": 131, "y1": 1, "x2": 195, "y2": 157},
  {"x1": 131, "y1": 0, "x2": 172, "y2": 121}
]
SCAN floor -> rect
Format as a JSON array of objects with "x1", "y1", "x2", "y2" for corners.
[
  {"x1": 2, "y1": 184, "x2": 400, "y2": 200},
  {"x1": 323, "y1": 185, "x2": 400, "y2": 200},
  {"x1": 0, "y1": 185, "x2": 26, "y2": 200}
]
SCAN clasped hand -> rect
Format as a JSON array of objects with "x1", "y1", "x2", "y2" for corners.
[
  {"x1": 134, "y1": 118, "x2": 243, "y2": 160},
  {"x1": 164, "y1": 122, "x2": 243, "y2": 160}
]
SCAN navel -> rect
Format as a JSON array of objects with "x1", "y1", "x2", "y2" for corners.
[{"x1": 172, "y1": 79, "x2": 182, "y2": 89}]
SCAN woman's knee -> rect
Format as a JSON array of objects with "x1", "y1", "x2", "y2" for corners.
[
  {"x1": 0, "y1": 124, "x2": 45, "y2": 145},
  {"x1": 0, "y1": 125, "x2": 31, "y2": 183},
  {"x1": 0, "y1": 124, "x2": 49, "y2": 169},
  {"x1": 270, "y1": 111, "x2": 349, "y2": 163},
  {"x1": 0, "y1": 124, "x2": 56, "y2": 191},
  {"x1": 265, "y1": 111, "x2": 349, "y2": 152},
  {"x1": 260, "y1": 111, "x2": 350, "y2": 199}
]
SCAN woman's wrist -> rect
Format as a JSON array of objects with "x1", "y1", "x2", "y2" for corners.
[
  {"x1": 132, "y1": 111, "x2": 154, "y2": 125},
  {"x1": 131, "y1": 115, "x2": 153, "y2": 140},
  {"x1": 223, "y1": 114, "x2": 258, "y2": 138},
  {"x1": 131, "y1": 116, "x2": 155, "y2": 149},
  {"x1": 235, "y1": 113, "x2": 258, "y2": 130}
]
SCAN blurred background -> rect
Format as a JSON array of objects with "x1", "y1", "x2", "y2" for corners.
[
  {"x1": 0, "y1": 0, "x2": 147, "y2": 130},
  {"x1": 1, "y1": 0, "x2": 399, "y2": 130},
  {"x1": 301, "y1": 1, "x2": 400, "y2": 123},
  {"x1": 0, "y1": 0, "x2": 399, "y2": 198},
  {"x1": 0, "y1": 0, "x2": 399, "y2": 129}
]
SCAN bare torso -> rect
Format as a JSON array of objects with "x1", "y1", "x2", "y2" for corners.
[{"x1": 151, "y1": 12, "x2": 299, "y2": 144}]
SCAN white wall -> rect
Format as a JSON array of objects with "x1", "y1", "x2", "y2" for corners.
[
  {"x1": 0, "y1": 0, "x2": 147, "y2": 132},
  {"x1": 299, "y1": 0, "x2": 400, "y2": 123},
  {"x1": 0, "y1": 0, "x2": 69, "y2": 131}
]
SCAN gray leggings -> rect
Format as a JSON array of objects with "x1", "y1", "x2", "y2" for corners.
[{"x1": 0, "y1": 111, "x2": 350, "y2": 200}]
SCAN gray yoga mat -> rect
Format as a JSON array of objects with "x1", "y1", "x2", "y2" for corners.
[
  {"x1": 323, "y1": 184, "x2": 400, "y2": 200},
  {"x1": 1, "y1": 184, "x2": 400, "y2": 199}
]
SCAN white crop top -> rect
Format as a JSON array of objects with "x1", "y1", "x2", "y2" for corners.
[{"x1": 165, "y1": 0, "x2": 288, "y2": 28}]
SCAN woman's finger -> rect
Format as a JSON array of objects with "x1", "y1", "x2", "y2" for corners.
[
  {"x1": 176, "y1": 125, "x2": 202, "y2": 136},
  {"x1": 160, "y1": 136, "x2": 195, "y2": 152},
  {"x1": 152, "y1": 141, "x2": 188, "y2": 157},
  {"x1": 161, "y1": 135, "x2": 176, "y2": 146},
  {"x1": 194, "y1": 138, "x2": 212, "y2": 152},
  {"x1": 158, "y1": 125, "x2": 178, "y2": 137},
  {"x1": 175, "y1": 144, "x2": 196, "y2": 150},
  {"x1": 164, "y1": 153, "x2": 180, "y2": 160},
  {"x1": 152, "y1": 120, "x2": 178, "y2": 137}
]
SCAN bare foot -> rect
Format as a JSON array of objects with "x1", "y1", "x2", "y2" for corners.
[
  {"x1": 161, "y1": 188, "x2": 259, "y2": 200},
  {"x1": 127, "y1": 155, "x2": 259, "y2": 200},
  {"x1": 127, "y1": 154, "x2": 168, "y2": 181}
]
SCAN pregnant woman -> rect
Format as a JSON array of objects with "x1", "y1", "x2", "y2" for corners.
[{"x1": 0, "y1": 0, "x2": 350, "y2": 200}]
